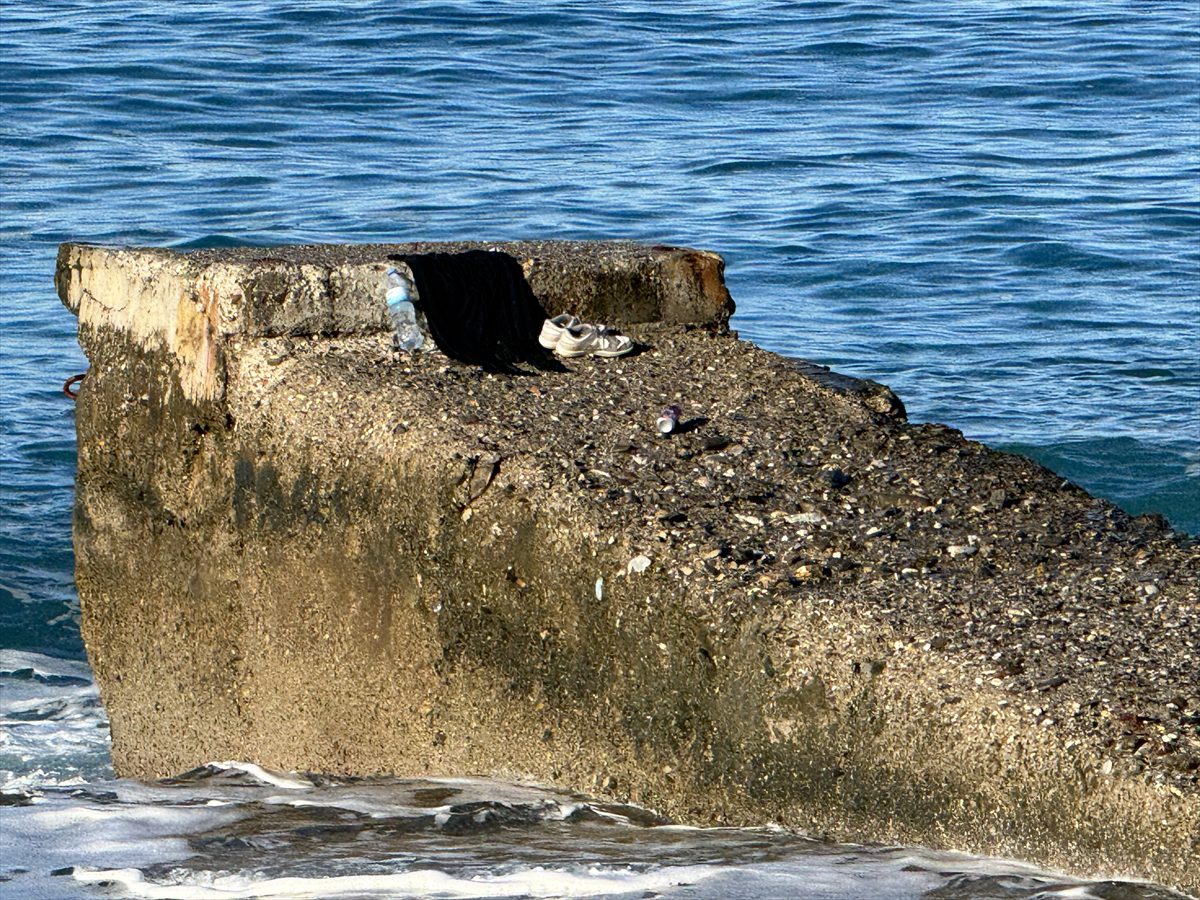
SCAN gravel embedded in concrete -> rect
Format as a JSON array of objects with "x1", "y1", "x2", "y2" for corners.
[{"x1": 250, "y1": 325, "x2": 1198, "y2": 797}]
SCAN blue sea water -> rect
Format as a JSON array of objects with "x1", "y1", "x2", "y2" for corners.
[{"x1": 1, "y1": 1, "x2": 1197, "y2": 897}]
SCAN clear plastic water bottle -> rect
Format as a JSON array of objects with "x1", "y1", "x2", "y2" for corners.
[{"x1": 386, "y1": 267, "x2": 424, "y2": 352}]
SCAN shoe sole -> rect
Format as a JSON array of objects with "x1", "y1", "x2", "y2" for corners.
[{"x1": 556, "y1": 343, "x2": 633, "y2": 358}]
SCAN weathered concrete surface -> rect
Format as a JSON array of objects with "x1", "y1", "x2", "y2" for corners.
[
  {"x1": 55, "y1": 241, "x2": 733, "y2": 403},
  {"x1": 59, "y1": 242, "x2": 1199, "y2": 893}
]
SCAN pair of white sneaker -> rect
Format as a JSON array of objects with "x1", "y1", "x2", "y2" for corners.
[{"x1": 538, "y1": 314, "x2": 634, "y2": 358}]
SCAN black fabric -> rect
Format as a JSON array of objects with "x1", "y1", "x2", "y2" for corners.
[{"x1": 399, "y1": 250, "x2": 558, "y2": 374}]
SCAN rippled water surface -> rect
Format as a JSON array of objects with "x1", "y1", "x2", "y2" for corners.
[{"x1": 1, "y1": 1, "x2": 1197, "y2": 897}]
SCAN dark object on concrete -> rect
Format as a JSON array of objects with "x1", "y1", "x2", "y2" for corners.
[
  {"x1": 401, "y1": 250, "x2": 551, "y2": 374},
  {"x1": 57, "y1": 241, "x2": 1199, "y2": 894}
]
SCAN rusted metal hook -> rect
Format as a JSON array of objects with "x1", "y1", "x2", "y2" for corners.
[{"x1": 63, "y1": 373, "x2": 87, "y2": 401}]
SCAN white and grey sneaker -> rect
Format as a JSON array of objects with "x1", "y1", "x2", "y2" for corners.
[
  {"x1": 554, "y1": 323, "x2": 634, "y2": 358},
  {"x1": 538, "y1": 314, "x2": 582, "y2": 349}
]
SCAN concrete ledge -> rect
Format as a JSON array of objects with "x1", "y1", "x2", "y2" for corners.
[
  {"x1": 55, "y1": 241, "x2": 733, "y2": 403},
  {"x1": 58, "y1": 242, "x2": 1199, "y2": 894}
]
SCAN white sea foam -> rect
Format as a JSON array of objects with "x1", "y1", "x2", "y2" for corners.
[
  {"x1": 62, "y1": 850, "x2": 1140, "y2": 900},
  {"x1": 0, "y1": 649, "x2": 111, "y2": 789},
  {"x1": 0, "y1": 790, "x2": 241, "y2": 899},
  {"x1": 206, "y1": 761, "x2": 313, "y2": 791},
  {"x1": 256, "y1": 773, "x2": 588, "y2": 822},
  {"x1": 72, "y1": 863, "x2": 722, "y2": 899},
  {"x1": 0, "y1": 649, "x2": 94, "y2": 681}
]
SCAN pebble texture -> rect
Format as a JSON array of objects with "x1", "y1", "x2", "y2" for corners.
[{"x1": 59, "y1": 243, "x2": 1199, "y2": 894}]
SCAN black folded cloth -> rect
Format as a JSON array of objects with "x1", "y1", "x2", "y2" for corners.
[{"x1": 400, "y1": 250, "x2": 560, "y2": 374}]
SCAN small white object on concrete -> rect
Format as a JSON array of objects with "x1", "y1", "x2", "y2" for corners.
[{"x1": 627, "y1": 554, "x2": 652, "y2": 575}]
